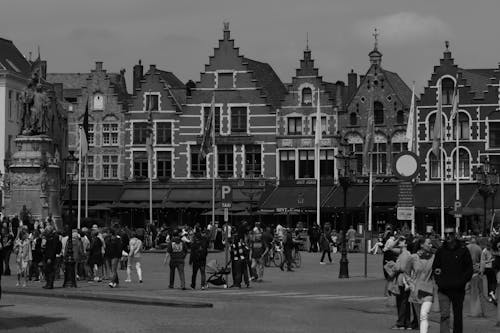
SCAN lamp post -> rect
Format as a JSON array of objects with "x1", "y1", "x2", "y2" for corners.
[
  {"x1": 297, "y1": 192, "x2": 304, "y2": 227},
  {"x1": 475, "y1": 159, "x2": 500, "y2": 236},
  {"x1": 335, "y1": 148, "x2": 357, "y2": 279},
  {"x1": 63, "y1": 150, "x2": 78, "y2": 288}
]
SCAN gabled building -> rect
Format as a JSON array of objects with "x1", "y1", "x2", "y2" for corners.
[
  {"x1": 163, "y1": 23, "x2": 287, "y2": 223},
  {"x1": 47, "y1": 61, "x2": 129, "y2": 206},
  {"x1": 416, "y1": 43, "x2": 500, "y2": 233},
  {"x1": 339, "y1": 41, "x2": 413, "y2": 177},
  {"x1": 276, "y1": 45, "x2": 345, "y2": 182},
  {"x1": 122, "y1": 61, "x2": 185, "y2": 208}
]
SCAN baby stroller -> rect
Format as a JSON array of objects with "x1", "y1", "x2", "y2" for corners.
[{"x1": 206, "y1": 259, "x2": 231, "y2": 288}]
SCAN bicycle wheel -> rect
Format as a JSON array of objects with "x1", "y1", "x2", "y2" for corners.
[
  {"x1": 264, "y1": 252, "x2": 271, "y2": 267},
  {"x1": 273, "y1": 252, "x2": 283, "y2": 267},
  {"x1": 293, "y1": 250, "x2": 301, "y2": 268}
]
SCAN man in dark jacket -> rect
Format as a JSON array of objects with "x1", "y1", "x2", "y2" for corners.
[
  {"x1": 164, "y1": 229, "x2": 187, "y2": 290},
  {"x1": 189, "y1": 229, "x2": 209, "y2": 289},
  {"x1": 432, "y1": 226, "x2": 473, "y2": 333},
  {"x1": 42, "y1": 225, "x2": 61, "y2": 289},
  {"x1": 108, "y1": 227, "x2": 122, "y2": 288}
]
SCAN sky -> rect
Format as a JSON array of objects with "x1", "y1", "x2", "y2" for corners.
[{"x1": 1, "y1": 0, "x2": 500, "y2": 95}]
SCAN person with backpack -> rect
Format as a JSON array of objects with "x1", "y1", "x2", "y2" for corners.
[
  {"x1": 189, "y1": 228, "x2": 209, "y2": 289},
  {"x1": 164, "y1": 229, "x2": 187, "y2": 290}
]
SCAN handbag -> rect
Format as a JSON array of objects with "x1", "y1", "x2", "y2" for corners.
[
  {"x1": 387, "y1": 276, "x2": 400, "y2": 296},
  {"x1": 415, "y1": 280, "x2": 434, "y2": 295}
]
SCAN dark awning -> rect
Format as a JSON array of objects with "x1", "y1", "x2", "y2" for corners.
[
  {"x1": 259, "y1": 185, "x2": 333, "y2": 210},
  {"x1": 414, "y1": 183, "x2": 477, "y2": 209},
  {"x1": 165, "y1": 188, "x2": 263, "y2": 203},
  {"x1": 65, "y1": 184, "x2": 124, "y2": 202},
  {"x1": 119, "y1": 188, "x2": 168, "y2": 202},
  {"x1": 323, "y1": 183, "x2": 398, "y2": 209}
]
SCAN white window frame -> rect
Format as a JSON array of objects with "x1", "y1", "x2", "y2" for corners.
[
  {"x1": 102, "y1": 123, "x2": 119, "y2": 146},
  {"x1": 102, "y1": 154, "x2": 119, "y2": 179}
]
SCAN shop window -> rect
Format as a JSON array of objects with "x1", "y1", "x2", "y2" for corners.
[{"x1": 299, "y1": 150, "x2": 315, "y2": 178}]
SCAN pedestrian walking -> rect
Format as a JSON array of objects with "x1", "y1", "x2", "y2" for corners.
[
  {"x1": 390, "y1": 236, "x2": 413, "y2": 330},
  {"x1": 189, "y1": 228, "x2": 209, "y2": 289},
  {"x1": 319, "y1": 224, "x2": 333, "y2": 264},
  {"x1": 250, "y1": 221, "x2": 268, "y2": 282},
  {"x1": 481, "y1": 240, "x2": 497, "y2": 304},
  {"x1": 280, "y1": 229, "x2": 294, "y2": 272},
  {"x1": 346, "y1": 225, "x2": 357, "y2": 252},
  {"x1": 42, "y1": 226, "x2": 61, "y2": 289},
  {"x1": 308, "y1": 223, "x2": 321, "y2": 253},
  {"x1": 164, "y1": 229, "x2": 187, "y2": 290},
  {"x1": 107, "y1": 227, "x2": 122, "y2": 288},
  {"x1": 409, "y1": 237, "x2": 435, "y2": 333},
  {"x1": 14, "y1": 230, "x2": 32, "y2": 287},
  {"x1": 125, "y1": 232, "x2": 143, "y2": 283},
  {"x1": 1, "y1": 225, "x2": 14, "y2": 276},
  {"x1": 88, "y1": 230, "x2": 103, "y2": 282},
  {"x1": 432, "y1": 226, "x2": 473, "y2": 333},
  {"x1": 29, "y1": 230, "x2": 43, "y2": 281},
  {"x1": 467, "y1": 236, "x2": 485, "y2": 317},
  {"x1": 62, "y1": 229, "x2": 84, "y2": 280},
  {"x1": 230, "y1": 234, "x2": 250, "y2": 288}
]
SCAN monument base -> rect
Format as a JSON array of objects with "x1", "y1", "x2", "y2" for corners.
[{"x1": 3, "y1": 135, "x2": 62, "y2": 229}]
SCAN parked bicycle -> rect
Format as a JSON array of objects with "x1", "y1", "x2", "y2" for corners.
[{"x1": 264, "y1": 239, "x2": 283, "y2": 267}]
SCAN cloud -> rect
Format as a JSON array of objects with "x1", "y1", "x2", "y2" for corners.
[{"x1": 357, "y1": 12, "x2": 451, "y2": 45}]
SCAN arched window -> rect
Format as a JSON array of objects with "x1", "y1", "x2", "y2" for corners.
[
  {"x1": 428, "y1": 113, "x2": 446, "y2": 140},
  {"x1": 350, "y1": 112, "x2": 357, "y2": 126},
  {"x1": 396, "y1": 110, "x2": 404, "y2": 124},
  {"x1": 441, "y1": 78, "x2": 455, "y2": 105},
  {"x1": 302, "y1": 87, "x2": 312, "y2": 106},
  {"x1": 453, "y1": 149, "x2": 470, "y2": 179},
  {"x1": 374, "y1": 101, "x2": 384, "y2": 125},
  {"x1": 429, "y1": 151, "x2": 443, "y2": 179},
  {"x1": 453, "y1": 113, "x2": 470, "y2": 140}
]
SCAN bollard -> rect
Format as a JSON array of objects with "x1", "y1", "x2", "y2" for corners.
[{"x1": 469, "y1": 273, "x2": 484, "y2": 317}]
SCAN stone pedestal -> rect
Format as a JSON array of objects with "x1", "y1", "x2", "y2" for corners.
[{"x1": 3, "y1": 135, "x2": 62, "y2": 229}]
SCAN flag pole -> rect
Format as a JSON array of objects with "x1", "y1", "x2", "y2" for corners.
[
  {"x1": 455, "y1": 89, "x2": 460, "y2": 233},
  {"x1": 149, "y1": 148, "x2": 153, "y2": 230},
  {"x1": 212, "y1": 93, "x2": 216, "y2": 228},
  {"x1": 77, "y1": 127, "x2": 82, "y2": 230},
  {"x1": 85, "y1": 155, "x2": 88, "y2": 218},
  {"x1": 316, "y1": 88, "x2": 321, "y2": 227},
  {"x1": 439, "y1": 79, "x2": 445, "y2": 239},
  {"x1": 410, "y1": 82, "x2": 416, "y2": 235},
  {"x1": 368, "y1": 88, "x2": 373, "y2": 248}
]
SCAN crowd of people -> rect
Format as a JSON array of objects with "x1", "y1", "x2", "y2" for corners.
[{"x1": 381, "y1": 224, "x2": 500, "y2": 333}]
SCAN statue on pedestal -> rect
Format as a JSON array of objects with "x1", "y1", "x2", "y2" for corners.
[{"x1": 19, "y1": 73, "x2": 50, "y2": 135}]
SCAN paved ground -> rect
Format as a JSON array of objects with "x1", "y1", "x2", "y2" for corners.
[{"x1": 1, "y1": 251, "x2": 499, "y2": 332}]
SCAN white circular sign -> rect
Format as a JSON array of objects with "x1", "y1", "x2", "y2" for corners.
[{"x1": 394, "y1": 152, "x2": 419, "y2": 180}]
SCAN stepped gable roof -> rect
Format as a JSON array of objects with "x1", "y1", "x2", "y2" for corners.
[
  {"x1": 144, "y1": 67, "x2": 185, "y2": 110},
  {"x1": 156, "y1": 69, "x2": 185, "y2": 89},
  {"x1": 459, "y1": 68, "x2": 496, "y2": 99},
  {"x1": 243, "y1": 57, "x2": 287, "y2": 109},
  {"x1": 47, "y1": 72, "x2": 129, "y2": 103},
  {"x1": 0, "y1": 37, "x2": 31, "y2": 76}
]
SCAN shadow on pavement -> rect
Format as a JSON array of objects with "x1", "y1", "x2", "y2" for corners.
[{"x1": 0, "y1": 314, "x2": 67, "y2": 330}]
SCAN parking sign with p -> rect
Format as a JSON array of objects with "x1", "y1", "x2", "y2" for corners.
[{"x1": 221, "y1": 185, "x2": 232, "y2": 208}]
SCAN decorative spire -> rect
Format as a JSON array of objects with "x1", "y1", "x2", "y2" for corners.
[
  {"x1": 37, "y1": 45, "x2": 40, "y2": 60},
  {"x1": 306, "y1": 32, "x2": 309, "y2": 51},
  {"x1": 223, "y1": 21, "x2": 230, "y2": 31},
  {"x1": 445, "y1": 40, "x2": 449, "y2": 51},
  {"x1": 372, "y1": 28, "x2": 379, "y2": 50},
  {"x1": 223, "y1": 21, "x2": 230, "y2": 40}
]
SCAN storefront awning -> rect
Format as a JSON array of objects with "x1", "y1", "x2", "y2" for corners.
[
  {"x1": 259, "y1": 185, "x2": 333, "y2": 210},
  {"x1": 65, "y1": 184, "x2": 124, "y2": 202},
  {"x1": 414, "y1": 183, "x2": 477, "y2": 209},
  {"x1": 322, "y1": 183, "x2": 398, "y2": 209},
  {"x1": 119, "y1": 188, "x2": 168, "y2": 202}
]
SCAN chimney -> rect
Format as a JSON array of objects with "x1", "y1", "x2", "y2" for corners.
[
  {"x1": 443, "y1": 41, "x2": 452, "y2": 60},
  {"x1": 348, "y1": 69, "x2": 357, "y2": 99},
  {"x1": 149, "y1": 64, "x2": 156, "y2": 72},
  {"x1": 133, "y1": 60, "x2": 143, "y2": 95},
  {"x1": 335, "y1": 81, "x2": 344, "y2": 111},
  {"x1": 186, "y1": 80, "x2": 196, "y2": 97},
  {"x1": 223, "y1": 21, "x2": 230, "y2": 40},
  {"x1": 95, "y1": 61, "x2": 103, "y2": 71}
]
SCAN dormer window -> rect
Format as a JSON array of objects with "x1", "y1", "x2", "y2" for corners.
[
  {"x1": 93, "y1": 93, "x2": 104, "y2": 110},
  {"x1": 441, "y1": 78, "x2": 455, "y2": 105},
  {"x1": 146, "y1": 93, "x2": 159, "y2": 111},
  {"x1": 302, "y1": 88, "x2": 312, "y2": 106},
  {"x1": 396, "y1": 110, "x2": 404, "y2": 124}
]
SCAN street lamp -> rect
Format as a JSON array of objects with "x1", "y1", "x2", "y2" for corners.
[
  {"x1": 297, "y1": 192, "x2": 304, "y2": 227},
  {"x1": 63, "y1": 150, "x2": 78, "y2": 288},
  {"x1": 335, "y1": 148, "x2": 357, "y2": 279},
  {"x1": 475, "y1": 159, "x2": 500, "y2": 236}
]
